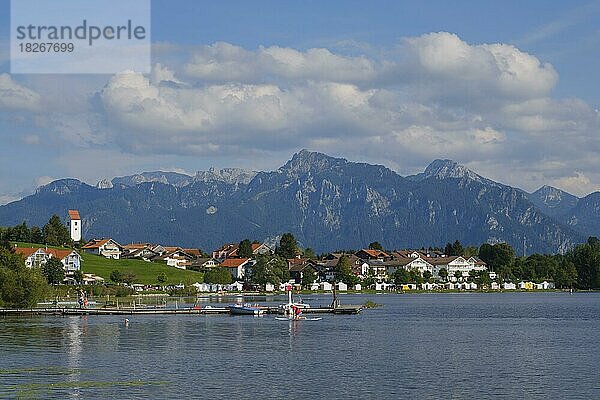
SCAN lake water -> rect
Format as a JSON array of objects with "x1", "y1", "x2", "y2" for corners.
[{"x1": 1, "y1": 292, "x2": 599, "y2": 399}]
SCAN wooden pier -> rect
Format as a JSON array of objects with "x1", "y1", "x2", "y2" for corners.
[{"x1": 0, "y1": 305, "x2": 363, "y2": 317}]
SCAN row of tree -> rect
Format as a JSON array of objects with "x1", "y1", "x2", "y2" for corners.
[
  {"x1": 0, "y1": 244, "x2": 49, "y2": 307},
  {"x1": 369, "y1": 238, "x2": 599, "y2": 289},
  {"x1": 0, "y1": 216, "x2": 73, "y2": 247}
]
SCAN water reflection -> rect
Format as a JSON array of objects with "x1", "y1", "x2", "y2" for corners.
[
  {"x1": 65, "y1": 316, "x2": 83, "y2": 398},
  {"x1": 1, "y1": 293, "x2": 600, "y2": 399}
]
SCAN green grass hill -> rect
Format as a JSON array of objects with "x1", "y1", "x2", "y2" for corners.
[{"x1": 14, "y1": 242, "x2": 204, "y2": 285}]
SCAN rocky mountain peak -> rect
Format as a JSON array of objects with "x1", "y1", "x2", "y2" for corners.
[
  {"x1": 35, "y1": 179, "x2": 87, "y2": 195},
  {"x1": 279, "y1": 149, "x2": 346, "y2": 176},
  {"x1": 194, "y1": 167, "x2": 257, "y2": 185},
  {"x1": 533, "y1": 185, "x2": 575, "y2": 204},
  {"x1": 110, "y1": 171, "x2": 193, "y2": 188},
  {"x1": 423, "y1": 159, "x2": 484, "y2": 181},
  {"x1": 96, "y1": 179, "x2": 114, "y2": 189}
]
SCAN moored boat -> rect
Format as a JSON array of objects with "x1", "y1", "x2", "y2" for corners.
[
  {"x1": 228, "y1": 304, "x2": 264, "y2": 315},
  {"x1": 279, "y1": 284, "x2": 311, "y2": 316}
]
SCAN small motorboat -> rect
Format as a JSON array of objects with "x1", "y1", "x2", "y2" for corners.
[
  {"x1": 275, "y1": 316, "x2": 322, "y2": 321},
  {"x1": 228, "y1": 304, "x2": 264, "y2": 316}
]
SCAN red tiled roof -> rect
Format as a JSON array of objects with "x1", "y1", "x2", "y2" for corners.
[
  {"x1": 220, "y1": 258, "x2": 249, "y2": 267},
  {"x1": 163, "y1": 246, "x2": 183, "y2": 252},
  {"x1": 288, "y1": 258, "x2": 308, "y2": 266},
  {"x1": 425, "y1": 256, "x2": 462, "y2": 265},
  {"x1": 46, "y1": 248, "x2": 78, "y2": 260},
  {"x1": 358, "y1": 249, "x2": 389, "y2": 258},
  {"x1": 83, "y1": 239, "x2": 121, "y2": 249},
  {"x1": 251, "y1": 243, "x2": 263, "y2": 251},
  {"x1": 14, "y1": 247, "x2": 41, "y2": 258},
  {"x1": 124, "y1": 243, "x2": 152, "y2": 250},
  {"x1": 68, "y1": 210, "x2": 80, "y2": 220}
]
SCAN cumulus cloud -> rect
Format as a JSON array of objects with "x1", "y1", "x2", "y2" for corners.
[
  {"x1": 399, "y1": 32, "x2": 558, "y2": 103},
  {"x1": 554, "y1": 172, "x2": 592, "y2": 195},
  {"x1": 3, "y1": 32, "x2": 599, "y2": 197},
  {"x1": 0, "y1": 73, "x2": 41, "y2": 111},
  {"x1": 183, "y1": 42, "x2": 377, "y2": 83},
  {"x1": 91, "y1": 34, "x2": 598, "y2": 196}
]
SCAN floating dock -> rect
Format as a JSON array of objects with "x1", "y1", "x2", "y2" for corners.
[{"x1": 0, "y1": 305, "x2": 362, "y2": 317}]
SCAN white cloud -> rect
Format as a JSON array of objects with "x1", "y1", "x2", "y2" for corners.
[
  {"x1": 2, "y1": 32, "x2": 599, "y2": 197},
  {"x1": 150, "y1": 63, "x2": 183, "y2": 85},
  {"x1": 0, "y1": 74, "x2": 41, "y2": 111},
  {"x1": 400, "y1": 32, "x2": 558, "y2": 102},
  {"x1": 35, "y1": 176, "x2": 55, "y2": 187},
  {"x1": 553, "y1": 172, "x2": 592, "y2": 195},
  {"x1": 183, "y1": 42, "x2": 377, "y2": 83}
]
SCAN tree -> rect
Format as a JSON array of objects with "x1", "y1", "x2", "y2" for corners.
[
  {"x1": 394, "y1": 268, "x2": 423, "y2": 285},
  {"x1": 110, "y1": 269, "x2": 123, "y2": 284},
  {"x1": 157, "y1": 272, "x2": 168, "y2": 284},
  {"x1": 302, "y1": 248, "x2": 317, "y2": 259},
  {"x1": 472, "y1": 270, "x2": 491, "y2": 288},
  {"x1": 445, "y1": 240, "x2": 464, "y2": 256},
  {"x1": 369, "y1": 242, "x2": 383, "y2": 251},
  {"x1": 14, "y1": 222, "x2": 31, "y2": 243},
  {"x1": 204, "y1": 267, "x2": 233, "y2": 284},
  {"x1": 568, "y1": 239, "x2": 600, "y2": 289},
  {"x1": 249, "y1": 256, "x2": 289, "y2": 285},
  {"x1": 362, "y1": 267, "x2": 376, "y2": 288},
  {"x1": 553, "y1": 259, "x2": 577, "y2": 289},
  {"x1": 393, "y1": 268, "x2": 410, "y2": 285},
  {"x1": 463, "y1": 246, "x2": 479, "y2": 258},
  {"x1": 42, "y1": 257, "x2": 65, "y2": 285},
  {"x1": 335, "y1": 255, "x2": 357, "y2": 285},
  {"x1": 453, "y1": 270, "x2": 462, "y2": 280},
  {"x1": 301, "y1": 267, "x2": 317, "y2": 287},
  {"x1": 422, "y1": 270, "x2": 433, "y2": 282},
  {"x1": 0, "y1": 248, "x2": 48, "y2": 308},
  {"x1": 479, "y1": 243, "x2": 515, "y2": 276},
  {"x1": 237, "y1": 239, "x2": 253, "y2": 258},
  {"x1": 277, "y1": 233, "x2": 299, "y2": 259},
  {"x1": 73, "y1": 269, "x2": 84, "y2": 285},
  {"x1": 438, "y1": 268, "x2": 448, "y2": 281},
  {"x1": 122, "y1": 272, "x2": 137, "y2": 285},
  {"x1": 250, "y1": 256, "x2": 274, "y2": 285},
  {"x1": 43, "y1": 215, "x2": 72, "y2": 247},
  {"x1": 30, "y1": 226, "x2": 44, "y2": 244}
]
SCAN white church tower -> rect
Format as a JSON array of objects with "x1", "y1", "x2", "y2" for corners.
[{"x1": 68, "y1": 210, "x2": 81, "y2": 242}]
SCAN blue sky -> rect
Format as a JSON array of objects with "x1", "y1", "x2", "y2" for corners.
[{"x1": 0, "y1": 0, "x2": 599, "y2": 203}]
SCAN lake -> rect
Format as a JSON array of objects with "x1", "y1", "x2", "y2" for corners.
[{"x1": 1, "y1": 292, "x2": 599, "y2": 399}]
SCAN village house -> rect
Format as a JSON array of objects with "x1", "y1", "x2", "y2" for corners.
[
  {"x1": 82, "y1": 238, "x2": 123, "y2": 259},
  {"x1": 14, "y1": 247, "x2": 49, "y2": 268},
  {"x1": 14, "y1": 246, "x2": 82, "y2": 276},
  {"x1": 288, "y1": 259, "x2": 319, "y2": 285},
  {"x1": 320, "y1": 252, "x2": 378, "y2": 280},
  {"x1": 212, "y1": 242, "x2": 272, "y2": 261},
  {"x1": 384, "y1": 256, "x2": 435, "y2": 277},
  {"x1": 155, "y1": 249, "x2": 195, "y2": 270},
  {"x1": 191, "y1": 258, "x2": 218, "y2": 270},
  {"x1": 122, "y1": 243, "x2": 158, "y2": 261},
  {"x1": 45, "y1": 248, "x2": 82, "y2": 275},
  {"x1": 425, "y1": 256, "x2": 487, "y2": 280},
  {"x1": 391, "y1": 250, "x2": 425, "y2": 259},
  {"x1": 220, "y1": 258, "x2": 252, "y2": 280},
  {"x1": 355, "y1": 249, "x2": 390, "y2": 261}
]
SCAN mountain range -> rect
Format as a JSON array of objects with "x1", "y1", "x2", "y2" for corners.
[{"x1": 0, "y1": 150, "x2": 597, "y2": 254}]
